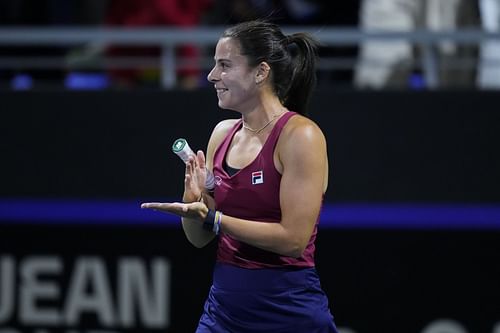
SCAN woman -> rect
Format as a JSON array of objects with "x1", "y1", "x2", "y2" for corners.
[{"x1": 142, "y1": 20, "x2": 337, "y2": 333}]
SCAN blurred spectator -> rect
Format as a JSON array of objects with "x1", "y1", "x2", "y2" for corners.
[
  {"x1": 477, "y1": 0, "x2": 500, "y2": 88},
  {"x1": 355, "y1": 0, "x2": 480, "y2": 89},
  {"x1": 104, "y1": 0, "x2": 213, "y2": 89}
]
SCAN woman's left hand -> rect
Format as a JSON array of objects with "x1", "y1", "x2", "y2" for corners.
[
  {"x1": 183, "y1": 152, "x2": 208, "y2": 203},
  {"x1": 141, "y1": 201, "x2": 208, "y2": 221}
]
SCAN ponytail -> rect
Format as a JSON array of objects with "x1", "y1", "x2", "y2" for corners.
[{"x1": 283, "y1": 33, "x2": 319, "y2": 116}]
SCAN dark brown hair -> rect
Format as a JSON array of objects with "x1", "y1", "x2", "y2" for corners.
[{"x1": 222, "y1": 20, "x2": 319, "y2": 115}]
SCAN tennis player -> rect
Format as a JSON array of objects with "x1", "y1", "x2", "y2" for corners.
[{"x1": 142, "y1": 20, "x2": 338, "y2": 333}]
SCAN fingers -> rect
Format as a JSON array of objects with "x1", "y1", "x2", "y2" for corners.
[
  {"x1": 141, "y1": 202, "x2": 172, "y2": 210},
  {"x1": 184, "y1": 151, "x2": 209, "y2": 175},
  {"x1": 141, "y1": 201, "x2": 207, "y2": 220},
  {"x1": 185, "y1": 157, "x2": 195, "y2": 174},
  {"x1": 185, "y1": 162, "x2": 192, "y2": 182},
  {"x1": 186, "y1": 151, "x2": 207, "y2": 171},
  {"x1": 182, "y1": 152, "x2": 207, "y2": 199},
  {"x1": 188, "y1": 155, "x2": 197, "y2": 168},
  {"x1": 141, "y1": 202, "x2": 186, "y2": 215},
  {"x1": 185, "y1": 158, "x2": 196, "y2": 183},
  {"x1": 184, "y1": 167, "x2": 198, "y2": 190},
  {"x1": 197, "y1": 150, "x2": 206, "y2": 170}
]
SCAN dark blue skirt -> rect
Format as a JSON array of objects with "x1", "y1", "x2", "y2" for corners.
[{"x1": 196, "y1": 263, "x2": 338, "y2": 333}]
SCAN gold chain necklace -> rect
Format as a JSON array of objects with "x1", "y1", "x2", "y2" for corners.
[{"x1": 242, "y1": 112, "x2": 285, "y2": 134}]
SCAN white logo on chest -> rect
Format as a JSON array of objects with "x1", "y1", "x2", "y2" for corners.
[{"x1": 251, "y1": 171, "x2": 264, "y2": 185}]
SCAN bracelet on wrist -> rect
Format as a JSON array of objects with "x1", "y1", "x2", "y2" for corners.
[
  {"x1": 203, "y1": 209, "x2": 222, "y2": 235},
  {"x1": 214, "y1": 211, "x2": 222, "y2": 235},
  {"x1": 203, "y1": 209, "x2": 215, "y2": 231}
]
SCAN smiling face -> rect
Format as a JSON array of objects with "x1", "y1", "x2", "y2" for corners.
[{"x1": 207, "y1": 37, "x2": 260, "y2": 112}]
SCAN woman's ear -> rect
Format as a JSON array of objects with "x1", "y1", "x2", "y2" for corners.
[{"x1": 255, "y1": 61, "x2": 271, "y2": 84}]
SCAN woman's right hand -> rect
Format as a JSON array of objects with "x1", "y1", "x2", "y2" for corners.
[{"x1": 182, "y1": 151, "x2": 208, "y2": 203}]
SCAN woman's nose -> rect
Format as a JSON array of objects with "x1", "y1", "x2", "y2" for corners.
[{"x1": 207, "y1": 67, "x2": 219, "y2": 83}]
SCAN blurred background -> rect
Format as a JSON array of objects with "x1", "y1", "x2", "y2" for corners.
[{"x1": 0, "y1": 1, "x2": 499, "y2": 333}]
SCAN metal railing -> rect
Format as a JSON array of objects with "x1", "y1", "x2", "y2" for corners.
[{"x1": 0, "y1": 27, "x2": 499, "y2": 89}]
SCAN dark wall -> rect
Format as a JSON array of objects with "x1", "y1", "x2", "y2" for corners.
[
  {"x1": 1, "y1": 90, "x2": 499, "y2": 333},
  {"x1": 1, "y1": 89, "x2": 499, "y2": 202},
  {"x1": 0, "y1": 225, "x2": 499, "y2": 333}
]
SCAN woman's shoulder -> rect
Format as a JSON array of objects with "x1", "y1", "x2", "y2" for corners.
[
  {"x1": 214, "y1": 118, "x2": 240, "y2": 133},
  {"x1": 207, "y1": 118, "x2": 240, "y2": 156},
  {"x1": 282, "y1": 113, "x2": 324, "y2": 141},
  {"x1": 275, "y1": 113, "x2": 326, "y2": 161},
  {"x1": 211, "y1": 118, "x2": 240, "y2": 140}
]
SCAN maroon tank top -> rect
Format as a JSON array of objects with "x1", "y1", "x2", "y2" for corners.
[{"x1": 213, "y1": 111, "x2": 318, "y2": 269}]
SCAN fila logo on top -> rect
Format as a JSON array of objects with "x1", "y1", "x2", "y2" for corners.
[{"x1": 251, "y1": 171, "x2": 264, "y2": 185}]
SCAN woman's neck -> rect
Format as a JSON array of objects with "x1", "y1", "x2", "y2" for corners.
[{"x1": 240, "y1": 95, "x2": 286, "y2": 132}]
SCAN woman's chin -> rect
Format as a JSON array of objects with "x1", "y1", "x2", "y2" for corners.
[{"x1": 218, "y1": 100, "x2": 229, "y2": 109}]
